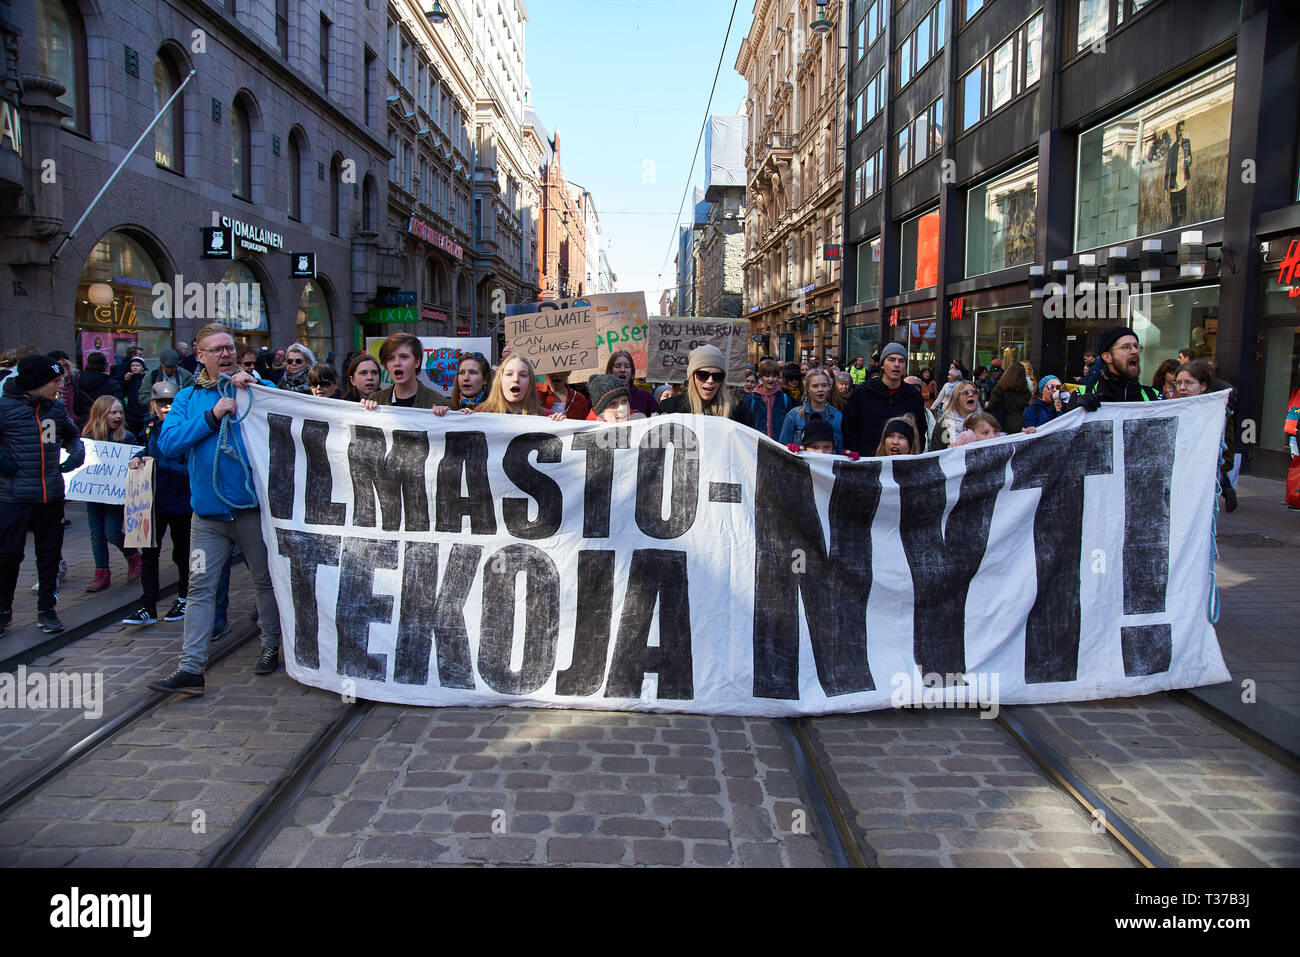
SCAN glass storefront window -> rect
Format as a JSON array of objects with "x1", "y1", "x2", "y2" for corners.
[
  {"x1": 900, "y1": 208, "x2": 940, "y2": 293},
  {"x1": 1075, "y1": 59, "x2": 1236, "y2": 251},
  {"x1": 846, "y1": 323, "x2": 880, "y2": 365},
  {"x1": 967, "y1": 159, "x2": 1038, "y2": 277},
  {"x1": 296, "y1": 281, "x2": 333, "y2": 360},
  {"x1": 1258, "y1": 324, "x2": 1299, "y2": 456},
  {"x1": 908, "y1": 318, "x2": 938, "y2": 371},
  {"x1": 218, "y1": 260, "x2": 269, "y2": 348},
  {"x1": 856, "y1": 236, "x2": 881, "y2": 304},
  {"x1": 975, "y1": 305, "x2": 1031, "y2": 371},
  {"x1": 75, "y1": 231, "x2": 170, "y2": 368},
  {"x1": 1128, "y1": 285, "x2": 1219, "y2": 385}
]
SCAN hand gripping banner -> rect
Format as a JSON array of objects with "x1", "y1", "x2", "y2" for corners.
[{"x1": 241, "y1": 387, "x2": 1230, "y2": 716}]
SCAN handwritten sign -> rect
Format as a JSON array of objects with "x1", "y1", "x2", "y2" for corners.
[
  {"x1": 646, "y1": 317, "x2": 750, "y2": 385},
  {"x1": 505, "y1": 293, "x2": 649, "y2": 382},
  {"x1": 124, "y1": 458, "x2": 156, "y2": 548},
  {"x1": 365, "y1": 337, "x2": 493, "y2": 396},
  {"x1": 62, "y1": 440, "x2": 134, "y2": 504}
]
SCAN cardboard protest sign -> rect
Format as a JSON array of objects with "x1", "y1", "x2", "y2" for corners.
[
  {"x1": 645, "y1": 317, "x2": 749, "y2": 384},
  {"x1": 365, "y1": 337, "x2": 493, "y2": 396},
  {"x1": 123, "y1": 458, "x2": 156, "y2": 548},
  {"x1": 506, "y1": 292, "x2": 648, "y2": 382},
  {"x1": 62, "y1": 440, "x2": 135, "y2": 504},
  {"x1": 243, "y1": 387, "x2": 1230, "y2": 717}
]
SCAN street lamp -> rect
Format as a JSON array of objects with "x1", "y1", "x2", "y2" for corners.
[
  {"x1": 425, "y1": 1, "x2": 448, "y2": 25},
  {"x1": 811, "y1": 0, "x2": 832, "y2": 34}
]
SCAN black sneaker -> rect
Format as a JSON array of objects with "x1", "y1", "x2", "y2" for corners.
[
  {"x1": 122, "y1": 607, "x2": 158, "y2": 626},
  {"x1": 254, "y1": 646, "x2": 280, "y2": 675},
  {"x1": 163, "y1": 598, "x2": 187, "y2": 622},
  {"x1": 147, "y1": 669, "x2": 205, "y2": 696},
  {"x1": 36, "y1": 612, "x2": 64, "y2": 634},
  {"x1": 1223, "y1": 487, "x2": 1238, "y2": 513}
]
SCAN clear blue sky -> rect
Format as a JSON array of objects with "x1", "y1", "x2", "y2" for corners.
[{"x1": 524, "y1": 0, "x2": 751, "y2": 307}]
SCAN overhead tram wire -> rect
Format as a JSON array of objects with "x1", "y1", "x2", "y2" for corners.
[{"x1": 656, "y1": 0, "x2": 741, "y2": 283}]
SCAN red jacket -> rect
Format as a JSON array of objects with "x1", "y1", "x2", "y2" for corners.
[{"x1": 537, "y1": 382, "x2": 591, "y2": 420}]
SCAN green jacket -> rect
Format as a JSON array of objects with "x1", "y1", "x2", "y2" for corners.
[{"x1": 371, "y1": 381, "x2": 450, "y2": 409}]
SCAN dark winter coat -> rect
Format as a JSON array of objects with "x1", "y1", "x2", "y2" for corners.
[
  {"x1": 0, "y1": 376, "x2": 86, "y2": 504},
  {"x1": 987, "y1": 386, "x2": 1031, "y2": 433},
  {"x1": 1021, "y1": 397, "x2": 1062, "y2": 430},
  {"x1": 1080, "y1": 369, "x2": 1161, "y2": 403},
  {"x1": 842, "y1": 378, "x2": 927, "y2": 455},
  {"x1": 132, "y1": 416, "x2": 192, "y2": 516},
  {"x1": 72, "y1": 371, "x2": 123, "y2": 425}
]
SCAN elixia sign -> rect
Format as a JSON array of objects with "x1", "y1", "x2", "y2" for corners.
[
  {"x1": 241, "y1": 388, "x2": 1230, "y2": 716},
  {"x1": 409, "y1": 215, "x2": 464, "y2": 262}
]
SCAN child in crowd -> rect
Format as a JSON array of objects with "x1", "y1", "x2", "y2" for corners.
[
  {"x1": 874, "y1": 416, "x2": 917, "y2": 456},
  {"x1": 480, "y1": 355, "x2": 566, "y2": 420},
  {"x1": 585, "y1": 374, "x2": 639, "y2": 423},
  {"x1": 954, "y1": 411, "x2": 1004, "y2": 446},
  {"x1": 81, "y1": 395, "x2": 140, "y2": 592},
  {"x1": 786, "y1": 418, "x2": 860, "y2": 458}
]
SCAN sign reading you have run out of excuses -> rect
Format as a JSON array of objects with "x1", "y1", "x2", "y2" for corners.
[{"x1": 241, "y1": 388, "x2": 1231, "y2": 716}]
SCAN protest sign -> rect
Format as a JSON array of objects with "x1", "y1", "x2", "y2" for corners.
[
  {"x1": 365, "y1": 337, "x2": 493, "y2": 396},
  {"x1": 62, "y1": 440, "x2": 134, "y2": 504},
  {"x1": 241, "y1": 387, "x2": 1230, "y2": 716},
  {"x1": 506, "y1": 292, "x2": 648, "y2": 381},
  {"x1": 123, "y1": 458, "x2": 156, "y2": 548},
  {"x1": 645, "y1": 317, "x2": 749, "y2": 384}
]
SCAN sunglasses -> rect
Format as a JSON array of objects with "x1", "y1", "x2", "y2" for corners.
[
  {"x1": 694, "y1": 370, "x2": 725, "y2": 383},
  {"x1": 286, "y1": 358, "x2": 306, "y2": 365},
  {"x1": 241, "y1": 361, "x2": 256, "y2": 369}
]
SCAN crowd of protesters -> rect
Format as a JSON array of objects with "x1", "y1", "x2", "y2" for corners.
[{"x1": 0, "y1": 319, "x2": 1266, "y2": 693}]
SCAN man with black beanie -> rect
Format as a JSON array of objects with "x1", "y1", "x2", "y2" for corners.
[
  {"x1": 843, "y1": 341, "x2": 927, "y2": 454},
  {"x1": 1077, "y1": 327, "x2": 1161, "y2": 406},
  {"x1": 0, "y1": 356, "x2": 86, "y2": 636}
]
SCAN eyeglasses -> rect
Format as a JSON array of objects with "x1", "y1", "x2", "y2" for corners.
[
  {"x1": 286, "y1": 358, "x2": 306, "y2": 366},
  {"x1": 200, "y1": 345, "x2": 236, "y2": 355},
  {"x1": 694, "y1": 370, "x2": 725, "y2": 383}
]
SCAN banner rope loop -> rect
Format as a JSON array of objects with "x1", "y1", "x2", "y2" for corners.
[
  {"x1": 211, "y1": 375, "x2": 259, "y2": 512},
  {"x1": 1206, "y1": 431, "x2": 1224, "y2": 624}
]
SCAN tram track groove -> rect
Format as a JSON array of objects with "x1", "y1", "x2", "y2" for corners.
[{"x1": 776, "y1": 717, "x2": 873, "y2": 868}]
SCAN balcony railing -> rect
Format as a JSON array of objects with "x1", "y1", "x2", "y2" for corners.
[{"x1": 748, "y1": 130, "x2": 799, "y2": 174}]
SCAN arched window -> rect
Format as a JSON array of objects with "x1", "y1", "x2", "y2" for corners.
[
  {"x1": 218, "y1": 260, "x2": 270, "y2": 349},
  {"x1": 36, "y1": 0, "x2": 88, "y2": 134},
  {"x1": 363, "y1": 174, "x2": 377, "y2": 231},
  {"x1": 287, "y1": 131, "x2": 303, "y2": 220},
  {"x1": 154, "y1": 51, "x2": 183, "y2": 172},
  {"x1": 297, "y1": 281, "x2": 333, "y2": 360},
  {"x1": 330, "y1": 154, "x2": 342, "y2": 236},
  {"x1": 231, "y1": 97, "x2": 252, "y2": 199}
]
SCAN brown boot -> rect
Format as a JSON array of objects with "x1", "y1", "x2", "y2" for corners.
[{"x1": 85, "y1": 568, "x2": 111, "y2": 593}]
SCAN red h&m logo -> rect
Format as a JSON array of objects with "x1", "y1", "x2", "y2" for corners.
[
  {"x1": 889, "y1": 308, "x2": 899, "y2": 326},
  {"x1": 1278, "y1": 239, "x2": 1300, "y2": 289},
  {"x1": 949, "y1": 296, "x2": 965, "y2": 321}
]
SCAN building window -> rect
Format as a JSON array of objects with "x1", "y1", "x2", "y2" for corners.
[
  {"x1": 1074, "y1": 59, "x2": 1235, "y2": 251},
  {"x1": 219, "y1": 261, "x2": 270, "y2": 348},
  {"x1": 330, "y1": 155, "x2": 342, "y2": 236},
  {"x1": 897, "y1": 0, "x2": 946, "y2": 91},
  {"x1": 320, "y1": 14, "x2": 331, "y2": 93},
  {"x1": 75, "y1": 231, "x2": 171, "y2": 365},
  {"x1": 855, "y1": 235, "x2": 881, "y2": 304},
  {"x1": 297, "y1": 280, "x2": 333, "y2": 360},
  {"x1": 287, "y1": 131, "x2": 303, "y2": 221},
  {"x1": 1073, "y1": 0, "x2": 1158, "y2": 56},
  {"x1": 36, "y1": 0, "x2": 88, "y2": 134},
  {"x1": 276, "y1": 0, "x2": 289, "y2": 59},
  {"x1": 154, "y1": 52, "x2": 183, "y2": 172},
  {"x1": 896, "y1": 96, "x2": 943, "y2": 176},
  {"x1": 364, "y1": 48, "x2": 376, "y2": 126},
  {"x1": 363, "y1": 175, "x2": 377, "y2": 232},
  {"x1": 231, "y1": 97, "x2": 252, "y2": 200},
  {"x1": 900, "y1": 208, "x2": 941, "y2": 293},
  {"x1": 966, "y1": 159, "x2": 1038, "y2": 277},
  {"x1": 960, "y1": 12, "x2": 1043, "y2": 133},
  {"x1": 854, "y1": 67, "x2": 885, "y2": 135},
  {"x1": 964, "y1": 0, "x2": 985, "y2": 21}
]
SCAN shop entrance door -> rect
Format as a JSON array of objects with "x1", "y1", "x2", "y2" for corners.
[{"x1": 1255, "y1": 319, "x2": 1299, "y2": 478}]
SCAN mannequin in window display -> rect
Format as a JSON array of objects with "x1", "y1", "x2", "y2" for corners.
[{"x1": 1165, "y1": 120, "x2": 1192, "y2": 228}]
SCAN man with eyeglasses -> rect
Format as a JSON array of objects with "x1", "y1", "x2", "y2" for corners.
[
  {"x1": 1077, "y1": 327, "x2": 1161, "y2": 407},
  {"x1": 148, "y1": 322, "x2": 281, "y2": 697}
]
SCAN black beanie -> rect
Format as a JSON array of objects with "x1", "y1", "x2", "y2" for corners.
[
  {"x1": 17, "y1": 355, "x2": 64, "y2": 392},
  {"x1": 801, "y1": 418, "x2": 835, "y2": 447},
  {"x1": 1098, "y1": 327, "x2": 1138, "y2": 355},
  {"x1": 882, "y1": 418, "x2": 916, "y2": 446},
  {"x1": 586, "y1": 374, "x2": 629, "y2": 416}
]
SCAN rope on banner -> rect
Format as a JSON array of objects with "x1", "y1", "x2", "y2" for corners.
[
  {"x1": 1206, "y1": 430, "x2": 1225, "y2": 624},
  {"x1": 211, "y1": 376, "x2": 259, "y2": 511}
]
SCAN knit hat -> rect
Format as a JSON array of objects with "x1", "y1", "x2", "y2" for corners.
[
  {"x1": 801, "y1": 418, "x2": 835, "y2": 447},
  {"x1": 151, "y1": 380, "x2": 180, "y2": 401},
  {"x1": 1038, "y1": 375, "x2": 1061, "y2": 394},
  {"x1": 585, "y1": 374, "x2": 628, "y2": 416},
  {"x1": 880, "y1": 342, "x2": 907, "y2": 362},
  {"x1": 160, "y1": 348, "x2": 180, "y2": 367},
  {"x1": 882, "y1": 418, "x2": 916, "y2": 445},
  {"x1": 1098, "y1": 327, "x2": 1137, "y2": 356},
  {"x1": 686, "y1": 345, "x2": 727, "y2": 381},
  {"x1": 16, "y1": 355, "x2": 63, "y2": 392}
]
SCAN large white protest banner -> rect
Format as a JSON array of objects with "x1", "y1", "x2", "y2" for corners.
[
  {"x1": 240, "y1": 387, "x2": 1230, "y2": 716},
  {"x1": 62, "y1": 440, "x2": 135, "y2": 504}
]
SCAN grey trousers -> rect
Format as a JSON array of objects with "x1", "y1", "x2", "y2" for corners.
[{"x1": 179, "y1": 509, "x2": 281, "y2": 675}]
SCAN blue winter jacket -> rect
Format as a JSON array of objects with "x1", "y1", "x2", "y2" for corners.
[
  {"x1": 0, "y1": 375, "x2": 85, "y2": 504},
  {"x1": 778, "y1": 405, "x2": 845, "y2": 453},
  {"x1": 132, "y1": 417, "x2": 192, "y2": 516},
  {"x1": 1021, "y1": 398, "x2": 1062, "y2": 430},
  {"x1": 157, "y1": 378, "x2": 273, "y2": 519},
  {"x1": 741, "y1": 389, "x2": 798, "y2": 440}
]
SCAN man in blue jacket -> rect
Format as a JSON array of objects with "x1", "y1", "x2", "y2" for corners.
[
  {"x1": 148, "y1": 323, "x2": 280, "y2": 696},
  {"x1": 0, "y1": 355, "x2": 86, "y2": 635}
]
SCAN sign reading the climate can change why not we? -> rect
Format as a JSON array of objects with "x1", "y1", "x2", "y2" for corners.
[
  {"x1": 62, "y1": 440, "x2": 135, "y2": 505},
  {"x1": 506, "y1": 292, "x2": 649, "y2": 382},
  {"x1": 240, "y1": 387, "x2": 1230, "y2": 716}
]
